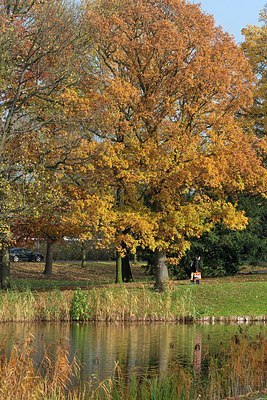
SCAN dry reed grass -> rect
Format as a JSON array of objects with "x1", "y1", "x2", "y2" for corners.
[
  {"x1": 0, "y1": 330, "x2": 266, "y2": 399},
  {"x1": 207, "y1": 329, "x2": 267, "y2": 399},
  {"x1": 0, "y1": 335, "x2": 81, "y2": 400}
]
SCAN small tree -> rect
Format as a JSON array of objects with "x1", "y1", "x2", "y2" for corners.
[{"x1": 0, "y1": 0, "x2": 89, "y2": 285}]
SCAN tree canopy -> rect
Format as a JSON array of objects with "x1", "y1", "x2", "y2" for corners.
[
  {"x1": 242, "y1": 4, "x2": 267, "y2": 162},
  {"x1": 0, "y1": 0, "x2": 266, "y2": 288},
  {"x1": 78, "y1": 0, "x2": 267, "y2": 288}
]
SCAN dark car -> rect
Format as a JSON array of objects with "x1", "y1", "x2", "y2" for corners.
[{"x1": 9, "y1": 248, "x2": 44, "y2": 262}]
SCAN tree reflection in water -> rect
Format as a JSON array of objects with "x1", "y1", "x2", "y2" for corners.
[{"x1": 0, "y1": 322, "x2": 266, "y2": 398}]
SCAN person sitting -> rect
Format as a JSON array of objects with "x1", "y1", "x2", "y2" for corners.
[
  {"x1": 190, "y1": 256, "x2": 202, "y2": 284},
  {"x1": 192, "y1": 269, "x2": 202, "y2": 284}
]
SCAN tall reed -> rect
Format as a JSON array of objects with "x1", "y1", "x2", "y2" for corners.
[
  {"x1": 70, "y1": 285, "x2": 202, "y2": 322},
  {"x1": 207, "y1": 328, "x2": 267, "y2": 399},
  {"x1": 0, "y1": 289, "x2": 71, "y2": 322},
  {"x1": 0, "y1": 331, "x2": 266, "y2": 399},
  {"x1": 90, "y1": 330, "x2": 267, "y2": 400},
  {"x1": 90, "y1": 362, "x2": 194, "y2": 400},
  {"x1": 0, "y1": 336, "x2": 81, "y2": 400}
]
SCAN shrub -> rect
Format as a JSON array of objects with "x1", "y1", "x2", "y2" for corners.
[{"x1": 70, "y1": 289, "x2": 91, "y2": 321}]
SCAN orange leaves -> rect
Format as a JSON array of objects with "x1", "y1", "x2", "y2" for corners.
[
  {"x1": 89, "y1": 0, "x2": 254, "y2": 143},
  {"x1": 60, "y1": 88, "x2": 92, "y2": 118},
  {"x1": 8, "y1": 0, "x2": 267, "y2": 258},
  {"x1": 74, "y1": 0, "x2": 266, "y2": 257},
  {"x1": 106, "y1": 78, "x2": 139, "y2": 108}
]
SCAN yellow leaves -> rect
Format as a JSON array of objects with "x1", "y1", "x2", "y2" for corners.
[
  {"x1": 242, "y1": 23, "x2": 267, "y2": 72},
  {"x1": 62, "y1": 193, "x2": 114, "y2": 230},
  {"x1": 60, "y1": 88, "x2": 92, "y2": 117},
  {"x1": 148, "y1": 197, "x2": 248, "y2": 254},
  {"x1": 221, "y1": 209, "x2": 248, "y2": 231},
  {"x1": 0, "y1": 176, "x2": 23, "y2": 228},
  {"x1": 159, "y1": 203, "x2": 211, "y2": 240},
  {"x1": 113, "y1": 211, "x2": 158, "y2": 253},
  {"x1": 255, "y1": 136, "x2": 267, "y2": 162},
  {"x1": 107, "y1": 78, "x2": 139, "y2": 107},
  {"x1": 210, "y1": 201, "x2": 248, "y2": 230}
]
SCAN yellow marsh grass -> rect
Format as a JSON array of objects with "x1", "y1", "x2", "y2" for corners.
[
  {"x1": 92, "y1": 332, "x2": 267, "y2": 400},
  {"x1": 207, "y1": 330, "x2": 267, "y2": 399},
  {"x1": 0, "y1": 331, "x2": 266, "y2": 399},
  {"x1": 0, "y1": 336, "x2": 82, "y2": 400},
  {"x1": 0, "y1": 290, "x2": 71, "y2": 322},
  {"x1": 0, "y1": 286, "x2": 195, "y2": 322},
  {"x1": 75, "y1": 286, "x2": 195, "y2": 322}
]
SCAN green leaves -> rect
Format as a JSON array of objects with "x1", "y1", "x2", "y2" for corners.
[{"x1": 70, "y1": 289, "x2": 91, "y2": 321}]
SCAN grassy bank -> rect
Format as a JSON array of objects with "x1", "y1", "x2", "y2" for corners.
[{"x1": 0, "y1": 279, "x2": 266, "y2": 322}]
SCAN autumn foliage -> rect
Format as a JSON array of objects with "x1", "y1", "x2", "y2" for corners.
[
  {"x1": 77, "y1": 0, "x2": 266, "y2": 286},
  {"x1": 0, "y1": 0, "x2": 266, "y2": 286}
]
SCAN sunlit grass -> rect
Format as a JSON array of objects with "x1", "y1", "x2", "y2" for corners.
[
  {"x1": 194, "y1": 281, "x2": 267, "y2": 317},
  {"x1": 0, "y1": 278, "x2": 266, "y2": 322},
  {"x1": 11, "y1": 278, "x2": 96, "y2": 291}
]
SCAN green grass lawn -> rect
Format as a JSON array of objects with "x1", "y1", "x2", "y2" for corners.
[
  {"x1": 243, "y1": 394, "x2": 267, "y2": 400},
  {"x1": 181, "y1": 281, "x2": 267, "y2": 318}
]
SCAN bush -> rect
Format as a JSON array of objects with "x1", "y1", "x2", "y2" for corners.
[{"x1": 70, "y1": 289, "x2": 91, "y2": 321}]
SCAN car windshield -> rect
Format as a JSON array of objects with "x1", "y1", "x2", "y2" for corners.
[{"x1": 10, "y1": 248, "x2": 32, "y2": 253}]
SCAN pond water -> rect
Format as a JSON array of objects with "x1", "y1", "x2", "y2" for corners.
[{"x1": 0, "y1": 321, "x2": 266, "y2": 385}]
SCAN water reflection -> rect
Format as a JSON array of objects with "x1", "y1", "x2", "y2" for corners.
[{"x1": 0, "y1": 322, "x2": 266, "y2": 383}]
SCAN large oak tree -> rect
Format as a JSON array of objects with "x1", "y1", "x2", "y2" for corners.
[{"x1": 83, "y1": 0, "x2": 267, "y2": 289}]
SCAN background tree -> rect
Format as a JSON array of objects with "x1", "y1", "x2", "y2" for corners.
[
  {"x1": 11, "y1": 138, "x2": 115, "y2": 275},
  {"x1": 179, "y1": 5, "x2": 267, "y2": 278},
  {"x1": 242, "y1": 4, "x2": 267, "y2": 143},
  {"x1": 0, "y1": 0, "x2": 90, "y2": 286},
  {"x1": 241, "y1": 4, "x2": 267, "y2": 268}
]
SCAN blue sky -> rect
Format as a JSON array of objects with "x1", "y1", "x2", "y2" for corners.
[{"x1": 190, "y1": 0, "x2": 265, "y2": 43}]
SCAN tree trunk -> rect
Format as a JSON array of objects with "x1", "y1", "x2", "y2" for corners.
[
  {"x1": 115, "y1": 185, "x2": 125, "y2": 284},
  {"x1": 115, "y1": 252, "x2": 123, "y2": 284},
  {"x1": 0, "y1": 239, "x2": 10, "y2": 289},
  {"x1": 81, "y1": 241, "x2": 86, "y2": 268},
  {"x1": 133, "y1": 253, "x2": 138, "y2": 265},
  {"x1": 122, "y1": 254, "x2": 133, "y2": 282},
  {"x1": 154, "y1": 248, "x2": 169, "y2": 292},
  {"x1": 43, "y1": 239, "x2": 54, "y2": 276}
]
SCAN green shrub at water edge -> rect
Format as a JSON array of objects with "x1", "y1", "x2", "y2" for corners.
[{"x1": 70, "y1": 289, "x2": 91, "y2": 321}]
